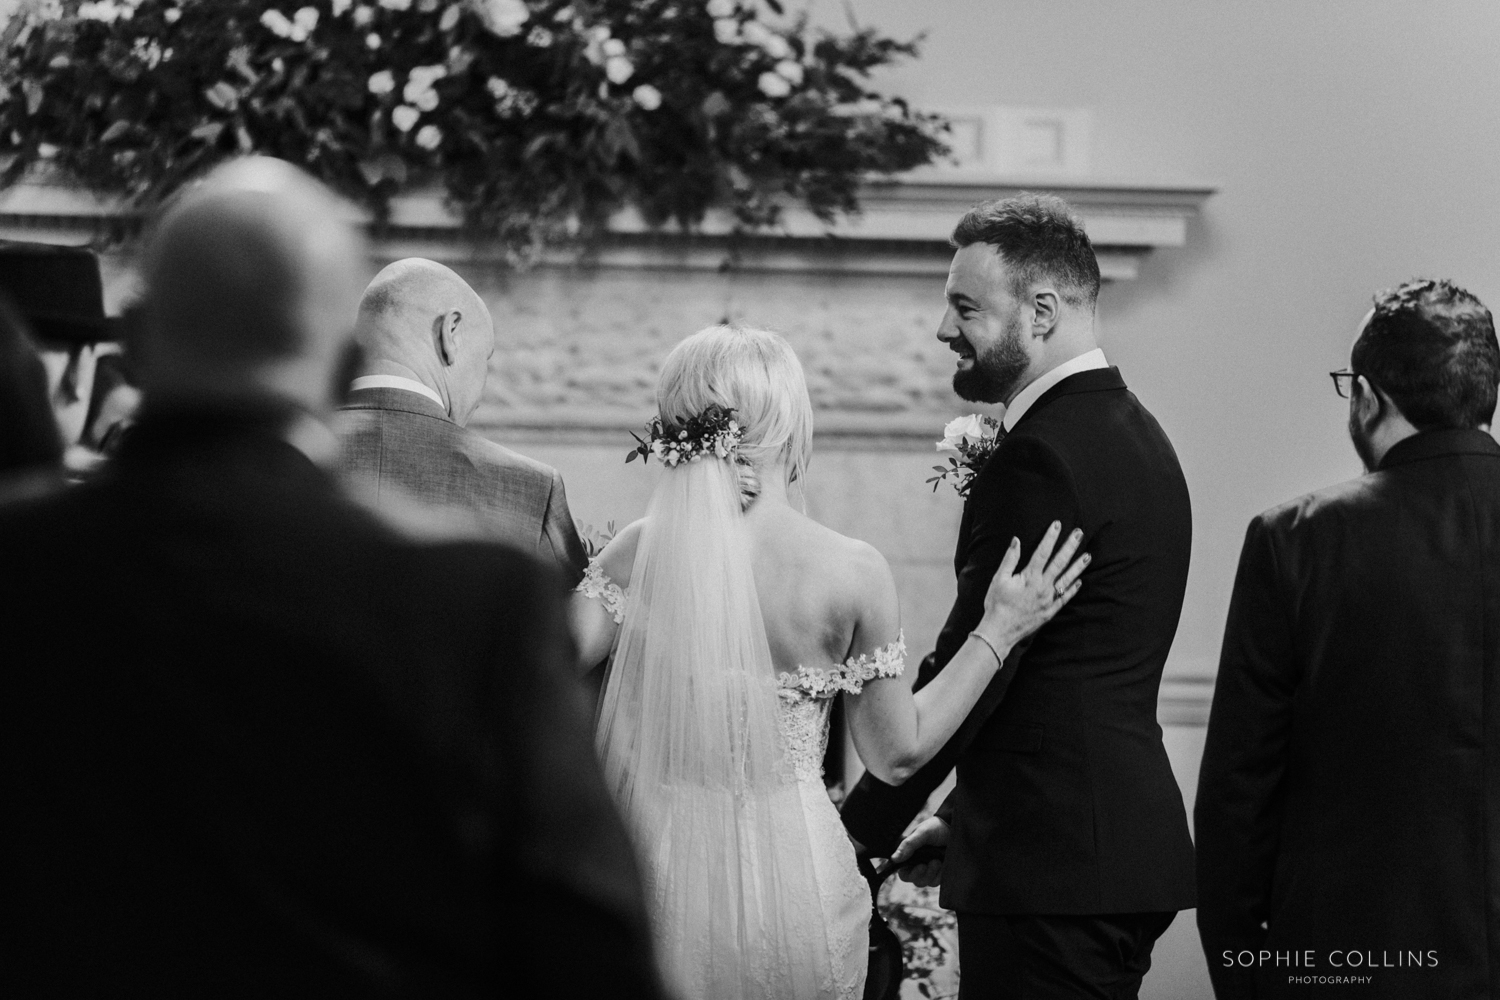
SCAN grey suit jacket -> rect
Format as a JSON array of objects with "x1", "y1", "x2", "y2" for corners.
[{"x1": 334, "y1": 387, "x2": 587, "y2": 583}]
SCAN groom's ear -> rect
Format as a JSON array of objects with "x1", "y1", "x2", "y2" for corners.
[{"x1": 1031, "y1": 288, "x2": 1061, "y2": 337}]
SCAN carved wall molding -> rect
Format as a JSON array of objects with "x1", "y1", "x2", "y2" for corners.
[{"x1": 0, "y1": 172, "x2": 1215, "y2": 440}]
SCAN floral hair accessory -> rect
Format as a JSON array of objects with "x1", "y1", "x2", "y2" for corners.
[
  {"x1": 927, "y1": 413, "x2": 1003, "y2": 497},
  {"x1": 627, "y1": 403, "x2": 742, "y2": 467}
]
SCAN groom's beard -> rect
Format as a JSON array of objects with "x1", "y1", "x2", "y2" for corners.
[{"x1": 953, "y1": 309, "x2": 1029, "y2": 404}]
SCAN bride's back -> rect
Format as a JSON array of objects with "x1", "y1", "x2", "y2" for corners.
[{"x1": 744, "y1": 499, "x2": 881, "y2": 676}]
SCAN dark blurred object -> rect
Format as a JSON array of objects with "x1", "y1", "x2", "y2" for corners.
[
  {"x1": 0, "y1": 241, "x2": 121, "y2": 344},
  {"x1": 860, "y1": 854, "x2": 905, "y2": 1000},
  {"x1": 0, "y1": 294, "x2": 63, "y2": 474},
  {"x1": 81, "y1": 351, "x2": 139, "y2": 454},
  {"x1": 0, "y1": 159, "x2": 663, "y2": 1000},
  {"x1": 859, "y1": 845, "x2": 946, "y2": 1000}
]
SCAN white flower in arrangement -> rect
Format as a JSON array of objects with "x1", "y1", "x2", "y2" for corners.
[
  {"x1": 938, "y1": 413, "x2": 998, "y2": 455},
  {"x1": 705, "y1": 0, "x2": 737, "y2": 17},
  {"x1": 391, "y1": 104, "x2": 420, "y2": 132},
  {"x1": 760, "y1": 33, "x2": 792, "y2": 61},
  {"x1": 481, "y1": 0, "x2": 530, "y2": 37},
  {"x1": 631, "y1": 84, "x2": 662, "y2": 110},
  {"x1": 259, "y1": 9, "x2": 294, "y2": 37},
  {"x1": 439, "y1": 4, "x2": 461, "y2": 31},
  {"x1": 602, "y1": 38, "x2": 626, "y2": 58},
  {"x1": 410, "y1": 64, "x2": 447, "y2": 85},
  {"x1": 331, "y1": 0, "x2": 352, "y2": 15},
  {"x1": 605, "y1": 56, "x2": 634, "y2": 85},
  {"x1": 292, "y1": 6, "x2": 320, "y2": 36},
  {"x1": 774, "y1": 59, "x2": 803, "y2": 86},
  {"x1": 377, "y1": 0, "x2": 411, "y2": 10},
  {"x1": 712, "y1": 17, "x2": 739, "y2": 44},
  {"x1": 353, "y1": 5, "x2": 374, "y2": 26},
  {"x1": 486, "y1": 76, "x2": 510, "y2": 98},
  {"x1": 740, "y1": 19, "x2": 772, "y2": 48},
  {"x1": 527, "y1": 26, "x2": 553, "y2": 47},
  {"x1": 415, "y1": 124, "x2": 443, "y2": 150},
  {"x1": 366, "y1": 32, "x2": 381, "y2": 49},
  {"x1": 132, "y1": 37, "x2": 165, "y2": 69},
  {"x1": 164, "y1": 7, "x2": 181, "y2": 23},
  {"x1": 78, "y1": 1, "x2": 129, "y2": 22},
  {"x1": 367, "y1": 70, "x2": 396, "y2": 95},
  {"x1": 414, "y1": 88, "x2": 439, "y2": 111},
  {"x1": 929, "y1": 413, "x2": 1002, "y2": 496},
  {"x1": 756, "y1": 70, "x2": 791, "y2": 98},
  {"x1": 582, "y1": 25, "x2": 610, "y2": 65}
]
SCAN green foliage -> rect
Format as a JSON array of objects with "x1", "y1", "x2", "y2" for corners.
[{"x1": 0, "y1": 0, "x2": 948, "y2": 263}]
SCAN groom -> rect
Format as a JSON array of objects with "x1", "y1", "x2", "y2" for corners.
[{"x1": 842, "y1": 194, "x2": 1196, "y2": 998}]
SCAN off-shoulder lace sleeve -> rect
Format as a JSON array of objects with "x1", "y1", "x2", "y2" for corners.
[
  {"x1": 777, "y1": 631, "x2": 906, "y2": 699},
  {"x1": 575, "y1": 558, "x2": 627, "y2": 624}
]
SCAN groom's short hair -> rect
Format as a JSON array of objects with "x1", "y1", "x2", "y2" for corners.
[
  {"x1": 952, "y1": 193, "x2": 1101, "y2": 310},
  {"x1": 1354, "y1": 278, "x2": 1499, "y2": 430}
]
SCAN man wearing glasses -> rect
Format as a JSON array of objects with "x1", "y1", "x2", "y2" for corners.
[{"x1": 1194, "y1": 279, "x2": 1500, "y2": 999}]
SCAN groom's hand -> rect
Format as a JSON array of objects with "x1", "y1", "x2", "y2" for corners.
[{"x1": 891, "y1": 815, "x2": 950, "y2": 888}]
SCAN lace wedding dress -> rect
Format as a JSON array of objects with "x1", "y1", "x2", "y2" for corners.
[{"x1": 579, "y1": 554, "x2": 904, "y2": 1000}]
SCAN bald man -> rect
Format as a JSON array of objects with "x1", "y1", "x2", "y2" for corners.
[
  {"x1": 0, "y1": 158, "x2": 659, "y2": 998},
  {"x1": 335, "y1": 258, "x2": 587, "y2": 582}
]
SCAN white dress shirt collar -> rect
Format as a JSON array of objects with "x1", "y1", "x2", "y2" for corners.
[
  {"x1": 1001, "y1": 348, "x2": 1109, "y2": 432},
  {"x1": 349, "y1": 374, "x2": 446, "y2": 410}
]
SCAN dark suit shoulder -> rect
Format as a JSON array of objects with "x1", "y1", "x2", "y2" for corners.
[{"x1": 1253, "y1": 473, "x2": 1394, "y2": 542}]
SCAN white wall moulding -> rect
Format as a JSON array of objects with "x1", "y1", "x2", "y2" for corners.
[
  {"x1": 0, "y1": 172, "x2": 1214, "y2": 280},
  {"x1": 0, "y1": 173, "x2": 1215, "y2": 442}
]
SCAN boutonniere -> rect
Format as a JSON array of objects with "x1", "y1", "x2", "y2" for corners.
[{"x1": 927, "y1": 414, "x2": 1003, "y2": 498}]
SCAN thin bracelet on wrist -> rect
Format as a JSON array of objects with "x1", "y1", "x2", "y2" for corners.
[{"x1": 969, "y1": 630, "x2": 1004, "y2": 665}]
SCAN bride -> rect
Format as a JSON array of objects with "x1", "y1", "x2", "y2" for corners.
[{"x1": 572, "y1": 324, "x2": 1086, "y2": 999}]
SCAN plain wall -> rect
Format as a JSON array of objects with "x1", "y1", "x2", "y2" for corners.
[{"x1": 826, "y1": 0, "x2": 1500, "y2": 681}]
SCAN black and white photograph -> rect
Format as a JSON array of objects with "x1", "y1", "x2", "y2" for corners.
[{"x1": 1, "y1": 1, "x2": 1497, "y2": 997}]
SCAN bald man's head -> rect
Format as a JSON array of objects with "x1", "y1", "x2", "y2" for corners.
[
  {"x1": 141, "y1": 156, "x2": 367, "y2": 414},
  {"x1": 354, "y1": 258, "x2": 495, "y2": 426}
]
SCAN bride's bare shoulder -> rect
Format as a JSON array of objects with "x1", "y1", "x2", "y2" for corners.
[{"x1": 773, "y1": 510, "x2": 897, "y2": 616}]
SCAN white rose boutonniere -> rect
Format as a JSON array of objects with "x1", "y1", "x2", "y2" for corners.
[{"x1": 928, "y1": 413, "x2": 1003, "y2": 498}]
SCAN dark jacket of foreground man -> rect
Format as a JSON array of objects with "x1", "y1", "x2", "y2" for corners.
[
  {"x1": 842, "y1": 368, "x2": 1197, "y2": 916},
  {"x1": 0, "y1": 407, "x2": 661, "y2": 999},
  {"x1": 1196, "y1": 428, "x2": 1500, "y2": 1000}
]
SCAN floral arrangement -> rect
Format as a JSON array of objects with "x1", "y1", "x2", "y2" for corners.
[
  {"x1": 927, "y1": 413, "x2": 1002, "y2": 498},
  {"x1": 0, "y1": 0, "x2": 948, "y2": 263},
  {"x1": 877, "y1": 876, "x2": 959, "y2": 999},
  {"x1": 627, "y1": 402, "x2": 740, "y2": 467}
]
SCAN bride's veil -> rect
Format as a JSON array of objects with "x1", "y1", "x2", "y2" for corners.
[{"x1": 595, "y1": 327, "x2": 835, "y2": 998}]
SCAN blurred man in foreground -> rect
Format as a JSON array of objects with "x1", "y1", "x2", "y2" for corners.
[
  {"x1": 1196, "y1": 279, "x2": 1500, "y2": 999},
  {"x1": 334, "y1": 257, "x2": 587, "y2": 581},
  {"x1": 0, "y1": 157, "x2": 660, "y2": 998}
]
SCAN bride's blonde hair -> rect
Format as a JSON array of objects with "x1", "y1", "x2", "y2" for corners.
[{"x1": 656, "y1": 323, "x2": 813, "y2": 506}]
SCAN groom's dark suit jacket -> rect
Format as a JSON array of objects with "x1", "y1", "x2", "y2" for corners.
[
  {"x1": 0, "y1": 406, "x2": 660, "y2": 998},
  {"x1": 1196, "y1": 428, "x2": 1500, "y2": 1000},
  {"x1": 842, "y1": 367, "x2": 1197, "y2": 915}
]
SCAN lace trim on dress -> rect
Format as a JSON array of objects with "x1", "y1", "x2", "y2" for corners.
[
  {"x1": 576, "y1": 558, "x2": 627, "y2": 623},
  {"x1": 777, "y1": 632, "x2": 906, "y2": 700}
]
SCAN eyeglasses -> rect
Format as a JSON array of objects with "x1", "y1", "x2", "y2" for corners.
[{"x1": 1329, "y1": 369, "x2": 1357, "y2": 399}]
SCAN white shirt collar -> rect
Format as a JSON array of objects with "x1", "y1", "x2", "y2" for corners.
[
  {"x1": 349, "y1": 374, "x2": 446, "y2": 411},
  {"x1": 1001, "y1": 348, "x2": 1109, "y2": 432}
]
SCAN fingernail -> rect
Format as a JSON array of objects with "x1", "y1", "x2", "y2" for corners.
[
  {"x1": 1072, "y1": 529, "x2": 1083, "y2": 538},
  {"x1": 1082, "y1": 553, "x2": 1091, "y2": 562}
]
